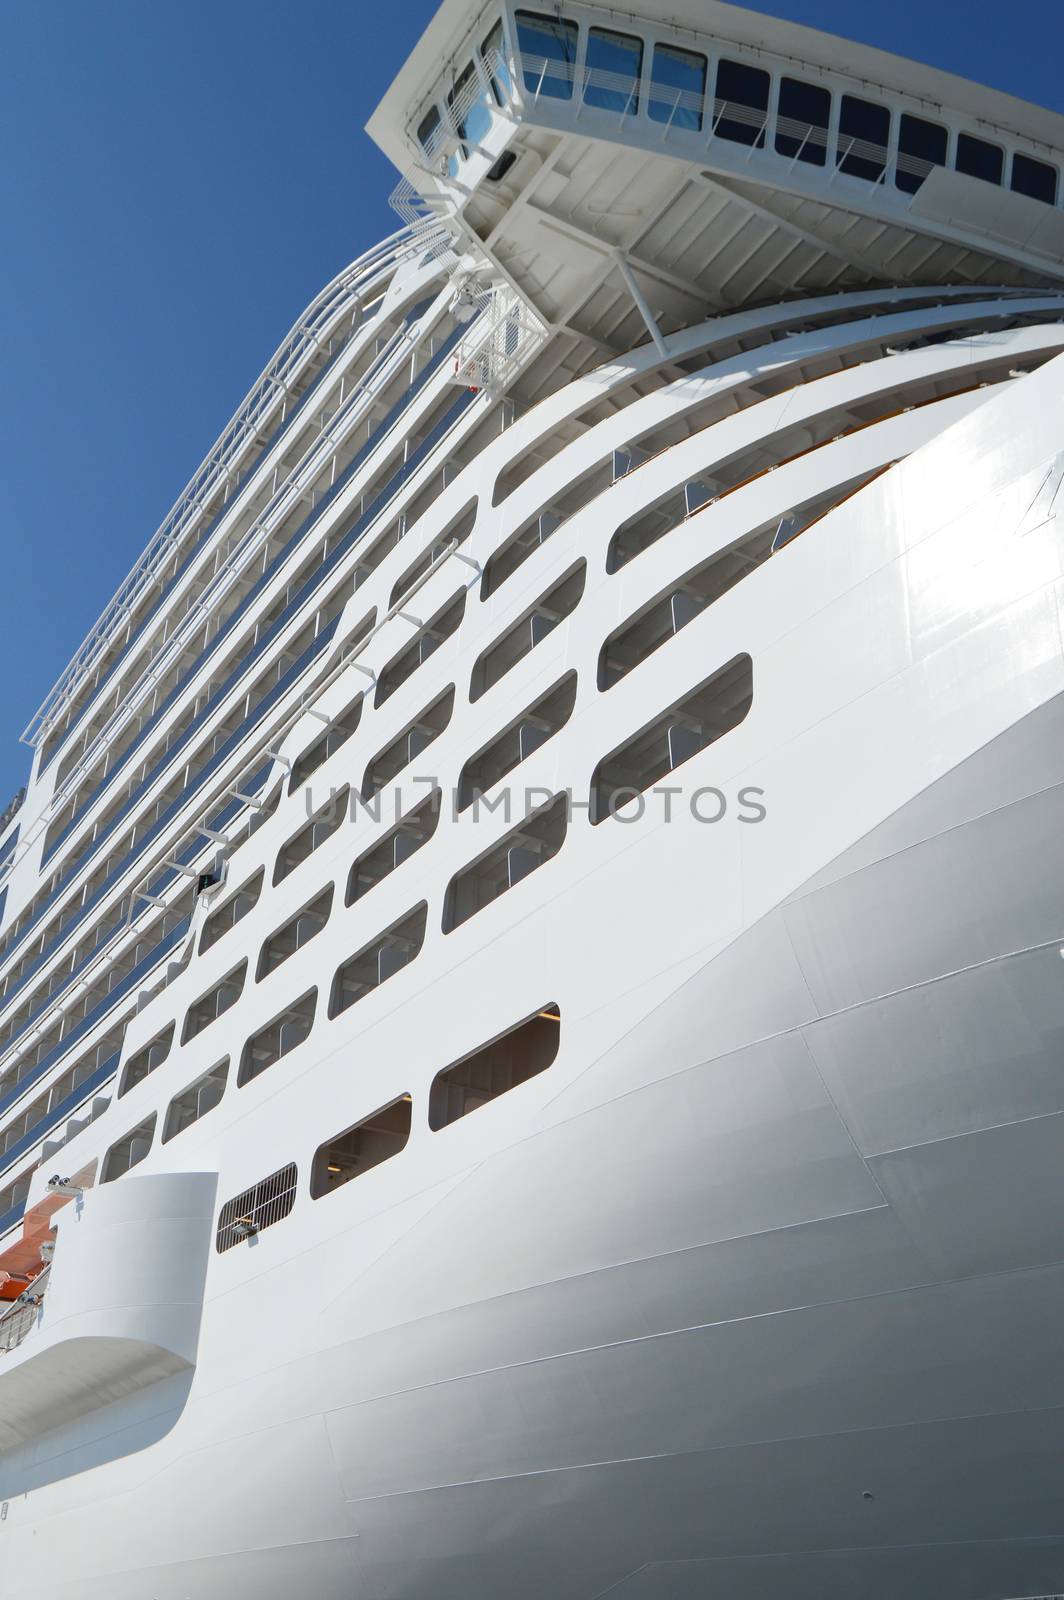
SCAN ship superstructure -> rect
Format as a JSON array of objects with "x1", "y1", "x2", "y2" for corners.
[{"x1": 2, "y1": 5, "x2": 1064, "y2": 1596}]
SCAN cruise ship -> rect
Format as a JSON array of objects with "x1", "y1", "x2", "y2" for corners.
[{"x1": 2, "y1": 3, "x2": 1064, "y2": 1595}]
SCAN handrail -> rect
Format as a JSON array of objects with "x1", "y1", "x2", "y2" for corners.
[
  {"x1": 0, "y1": 1263, "x2": 51, "y2": 1356},
  {"x1": 22, "y1": 225, "x2": 447, "y2": 753}
]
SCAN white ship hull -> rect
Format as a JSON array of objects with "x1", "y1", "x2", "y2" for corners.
[{"x1": 3, "y1": 350, "x2": 1064, "y2": 1597}]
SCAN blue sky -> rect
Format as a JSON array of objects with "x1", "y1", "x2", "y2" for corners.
[{"x1": 1, "y1": 0, "x2": 1061, "y2": 806}]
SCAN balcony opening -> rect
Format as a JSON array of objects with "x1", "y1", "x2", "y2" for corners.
[
  {"x1": 289, "y1": 694, "x2": 365, "y2": 792},
  {"x1": 163, "y1": 1058, "x2": 228, "y2": 1144},
  {"x1": 362, "y1": 688, "x2": 454, "y2": 801},
  {"x1": 274, "y1": 787, "x2": 349, "y2": 885},
  {"x1": 199, "y1": 868, "x2": 263, "y2": 954},
  {"x1": 375, "y1": 592, "x2": 465, "y2": 708},
  {"x1": 471, "y1": 564, "x2": 585, "y2": 702},
  {"x1": 238, "y1": 990, "x2": 316, "y2": 1087},
  {"x1": 591, "y1": 655, "x2": 753, "y2": 823},
  {"x1": 458, "y1": 674, "x2": 576, "y2": 811},
  {"x1": 182, "y1": 961, "x2": 246, "y2": 1045},
  {"x1": 443, "y1": 794, "x2": 567, "y2": 932},
  {"x1": 330, "y1": 905, "x2": 427, "y2": 1018},
  {"x1": 102, "y1": 1113, "x2": 157, "y2": 1182},
  {"x1": 118, "y1": 1022, "x2": 175, "y2": 1097},
  {"x1": 429, "y1": 1005, "x2": 560, "y2": 1130},
  {"x1": 257, "y1": 886, "x2": 334, "y2": 981},
  {"x1": 347, "y1": 792, "x2": 440, "y2": 905},
  {"x1": 310, "y1": 1095, "x2": 412, "y2": 1199}
]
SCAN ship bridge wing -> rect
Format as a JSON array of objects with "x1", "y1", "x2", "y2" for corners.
[{"x1": 368, "y1": 0, "x2": 1064, "y2": 354}]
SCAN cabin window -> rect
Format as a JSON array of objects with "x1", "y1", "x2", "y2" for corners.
[
  {"x1": 311, "y1": 1096, "x2": 412, "y2": 1199},
  {"x1": 470, "y1": 564, "x2": 585, "y2": 701},
  {"x1": 449, "y1": 59, "x2": 491, "y2": 157},
  {"x1": 347, "y1": 792, "x2": 440, "y2": 905},
  {"x1": 429, "y1": 1005, "x2": 560, "y2": 1130},
  {"x1": 458, "y1": 674, "x2": 576, "y2": 811},
  {"x1": 289, "y1": 695, "x2": 364, "y2": 792},
  {"x1": 216, "y1": 1162, "x2": 297, "y2": 1251},
  {"x1": 362, "y1": 688, "x2": 454, "y2": 801},
  {"x1": 238, "y1": 991, "x2": 316, "y2": 1087},
  {"x1": 330, "y1": 906, "x2": 427, "y2": 1018},
  {"x1": 183, "y1": 961, "x2": 246, "y2": 1045},
  {"x1": 775, "y1": 77, "x2": 831, "y2": 165},
  {"x1": 443, "y1": 795, "x2": 567, "y2": 932},
  {"x1": 199, "y1": 869, "x2": 264, "y2": 954},
  {"x1": 649, "y1": 44, "x2": 706, "y2": 131},
  {"x1": 584, "y1": 27, "x2": 642, "y2": 115},
  {"x1": 956, "y1": 132, "x2": 1003, "y2": 186},
  {"x1": 895, "y1": 113, "x2": 948, "y2": 194},
  {"x1": 713, "y1": 59, "x2": 770, "y2": 148},
  {"x1": 1012, "y1": 151, "x2": 1058, "y2": 205},
  {"x1": 163, "y1": 1058, "x2": 228, "y2": 1144},
  {"x1": 102, "y1": 1114, "x2": 157, "y2": 1182},
  {"x1": 375, "y1": 593, "x2": 465, "y2": 708},
  {"x1": 591, "y1": 655, "x2": 753, "y2": 822},
  {"x1": 836, "y1": 95, "x2": 890, "y2": 181},
  {"x1": 274, "y1": 787, "x2": 349, "y2": 886},
  {"x1": 257, "y1": 887, "x2": 333, "y2": 981},
  {"x1": 515, "y1": 10, "x2": 578, "y2": 101},
  {"x1": 118, "y1": 1023, "x2": 174, "y2": 1097}
]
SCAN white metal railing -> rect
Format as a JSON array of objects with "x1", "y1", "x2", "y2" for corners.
[
  {"x1": 0, "y1": 1263, "x2": 50, "y2": 1356},
  {"x1": 22, "y1": 226, "x2": 447, "y2": 755},
  {"x1": 449, "y1": 284, "x2": 548, "y2": 397}
]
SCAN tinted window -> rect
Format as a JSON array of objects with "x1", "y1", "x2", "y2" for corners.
[
  {"x1": 584, "y1": 27, "x2": 642, "y2": 115},
  {"x1": 837, "y1": 95, "x2": 891, "y2": 182},
  {"x1": 714, "y1": 59, "x2": 770, "y2": 148},
  {"x1": 956, "y1": 133, "x2": 1003, "y2": 186},
  {"x1": 775, "y1": 77, "x2": 831, "y2": 166},
  {"x1": 481, "y1": 21, "x2": 511, "y2": 105},
  {"x1": 1012, "y1": 152, "x2": 1058, "y2": 206},
  {"x1": 515, "y1": 10, "x2": 577, "y2": 101},
  {"x1": 649, "y1": 44, "x2": 706, "y2": 131},
  {"x1": 896, "y1": 113, "x2": 948, "y2": 194}
]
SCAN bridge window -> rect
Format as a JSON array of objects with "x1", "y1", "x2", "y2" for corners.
[
  {"x1": 649, "y1": 44, "x2": 706, "y2": 131},
  {"x1": 481, "y1": 20, "x2": 511, "y2": 106},
  {"x1": 775, "y1": 77, "x2": 831, "y2": 166},
  {"x1": 443, "y1": 794, "x2": 567, "y2": 932},
  {"x1": 895, "y1": 112, "x2": 948, "y2": 194},
  {"x1": 956, "y1": 132, "x2": 1003, "y2": 186},
  {"x1": 429, "y1": 1005, "x2": 560, "y2": 1130},
  {"x1": 102, "y1": 1114, "x2": 156, "y2": 1182},
  {"x1": 515, "y1": 10, "x2": 577, "y2": 102},
  {"x1": 330, "y1": 906, "x2": 427, "y2": 1018},
  {"x1": 591, "y1": 655, "x2": 753, "y2": 823},
  {"x1": 416, "y1": 105, "x2": 442, "y2": 158},
  {"x1": 837, "y1": 95, "x2": 890, "y2": 182},
  {"x1": 714, "y1": 59, "x2": 769, "y2": 148},
  {"x1": 163, "y1": 1058, "x2": 228, "y2": 1144},
  {"x1": 1012, "y1": 151, "x2": 1058, "y2": 206},
  {"x1": 216, "y1": 1162, "x2": 297, "y2": 1252},
  {"x1": 118, "y1": 1023, "x2": 174, "y2": 1097},
  {"x1": 584, "y1": 27, "x2": 643, "y2": 115},
  {"x1": 311, "y1": 1096, "x2": 412, "y2": 1199}
]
